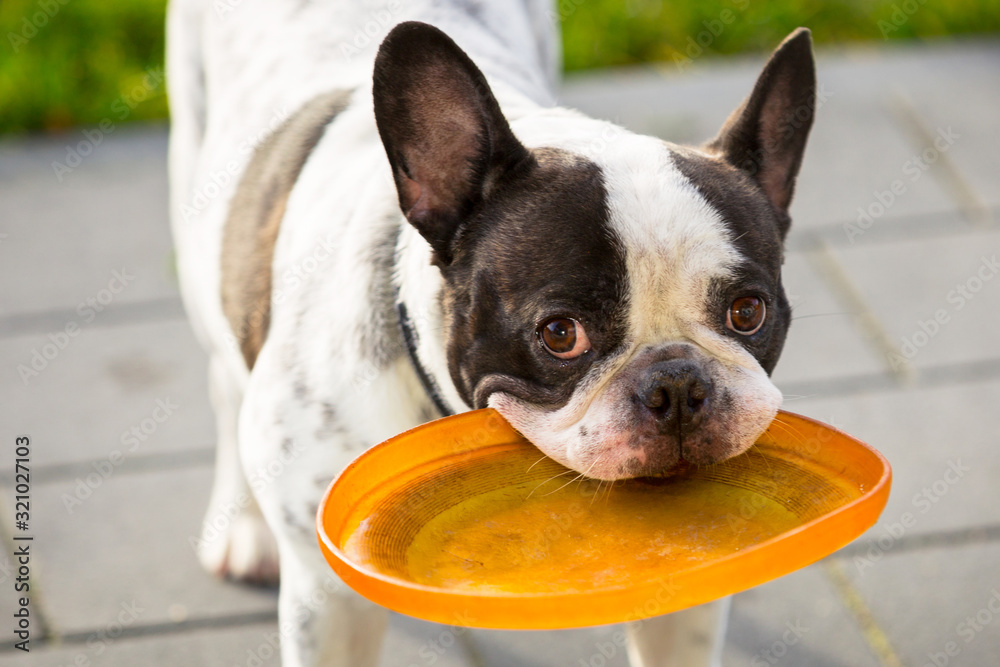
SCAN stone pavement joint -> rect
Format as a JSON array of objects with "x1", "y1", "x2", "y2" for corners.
[
  {"x1": 0, "y1": 447, "x2": 216, "y2": 486},
  {"x1": 779, "y1": 355, "x2": 1000, "y2": 400},
  {"x1": 0, "y1": 296, "x2": 186, "y2": 339},
  {"x1": 807, "y1": 240, "x2": 915, "y2": 383},
  {"x1": 834, "y1": 522, "x2": 1000, "y2": 561},
  {"x1": 824, "y1": 559, "x2": 904, "y2": 667},
  {"x1": 0, "y1": 609, "x2": 279, "y2": 654},
  {"x1": 889, "y1": 90, "x2": 993, "y2": 226}
]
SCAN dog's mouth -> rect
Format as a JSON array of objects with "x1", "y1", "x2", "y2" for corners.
[{"x1": 633, "y1": 459, "x2": 697, "y2": 483}]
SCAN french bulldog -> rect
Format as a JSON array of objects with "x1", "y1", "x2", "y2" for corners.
[{"x1": 167, "y1": 1, "x2": 815, "y2": 665}]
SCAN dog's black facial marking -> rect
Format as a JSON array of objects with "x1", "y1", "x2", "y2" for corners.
[
  {"x1": 671, "y1": 151, "x2": 791, "y2": 374},
  {"x1": 440, "y1": 148, "x2": 629, "y2": 410}
]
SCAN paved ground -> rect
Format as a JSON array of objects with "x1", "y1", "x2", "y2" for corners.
[{"x1": 1, "y1": 37, "x2": 998, "y2": 667}]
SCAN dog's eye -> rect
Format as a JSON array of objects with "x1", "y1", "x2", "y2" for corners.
[
  {"x1": 727, "y1": 296, "x2": 766, "y2": 335},
  {"x1": 538, "y1": 318, "x2": 591, "y2": 359}
]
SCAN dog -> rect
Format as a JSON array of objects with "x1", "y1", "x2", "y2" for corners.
[{"x1": 167, "y1": 1, "x2": 815, "y2": 665}]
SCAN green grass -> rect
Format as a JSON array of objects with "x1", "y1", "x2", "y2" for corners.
[
  {"x1": 1, "y1": 0, "x2": 998, "y2": 134},
  {"x1": 560, "y1": 0, "x2": 1000, "y2": 71},
  {"x1": 0, "y1": 0, "x2": 168, "y2": 134}
]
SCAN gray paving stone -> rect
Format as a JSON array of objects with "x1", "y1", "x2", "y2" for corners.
[
  {"x1": 560, "y1": 45, "x2": 958, "y2": 232},
  {"x1": 0, "y1": 125, "x2": 177, "y2": 316},
  {"x1": 788, "y1": 377, "x2": 1000, "y2": 540},
  {"x1": 771, "y1": 251, "x2": 885, "y2": 390},
  {"x1": 725, "y1": 563, "x2": 879, "y2": 667},
  {"x1": 789, "y1": 58, "x2": 956, "y2": 232},
  {"x1": 828, "y1": 40, "x2": 1000, "y2": 212},
  {"x1": 0, "y1": 319, "x2": 215, "y2": 469},
  {"x1": 0, "y1": 36, "x2": 995, "y2": 667},
  {"x1": 841, "y1": 544, "x2": 1000, "y2": 667},
  {"x1": 1, "y1": 466, "x2": 277, "y2": 636},
  {"x1": 380, "y1": 613, "x2": 475, "y2": 667},
  {"x1": 560, "y1": 56, "x2": 765, "y2": 144},
  {"x1": 829, "y1": 227, "x2": 1000, "y2": 372},
  {"x1": 468, "y1": 624, "x2": 630, "y2": 667},
  {"x1": 0, "y1": 622, "x2": 282, "y2": 667},
  {"x1": 0, "y1": 613, "x2": 477, "y2": 667}
]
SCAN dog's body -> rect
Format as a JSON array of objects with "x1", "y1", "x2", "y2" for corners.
[{"x1": 168, "y1": 2, "x2": 815, "y2": 665}]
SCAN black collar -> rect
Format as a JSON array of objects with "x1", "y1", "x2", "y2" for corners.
[{"x1": 395, "y1": 302, "x2": 454, "y2": 417}]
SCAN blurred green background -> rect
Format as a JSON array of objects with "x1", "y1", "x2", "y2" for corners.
[{"x1": 1, "y1": 0, "x2": 998, "y2": 135}]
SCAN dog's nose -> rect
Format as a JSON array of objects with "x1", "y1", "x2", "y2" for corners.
[{"x1": 636, "y1": 360, "x2": 712, "y2": 433}]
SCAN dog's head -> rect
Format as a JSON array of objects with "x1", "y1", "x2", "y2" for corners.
[{"x1": 374, "y1": 22, "x2": 815, "y2": 480}]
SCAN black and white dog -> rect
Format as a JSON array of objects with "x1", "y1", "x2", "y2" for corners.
[{"x1": 167, "y1": 1, "x2": 814, "y2": 664}]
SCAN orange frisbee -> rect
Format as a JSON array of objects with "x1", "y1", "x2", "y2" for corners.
[{"x1": 316, "y1": 409, "x2": 890, "y2": 629}]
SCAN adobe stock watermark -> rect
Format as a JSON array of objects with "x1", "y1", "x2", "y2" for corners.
[
  {"x1": 878, "y1": 0, "x2": 930, "y2": 39},
  {"x1": 213, "y1": 0, "x2": 245, "y2": 18},
  {"x1": 920, "y1": 588, "x2": 1000, "y2": 667},
  {"x1": 47, "y1": 599, "x2": 144, "y2": 665},
  {"x1": 751, "y1": 619, "x2": 810, "y2": 666},
  {"x1": 190, "y1": 438, "x2": 307, "y2": 555},
  {"x1": 6, "y1": 0, "x2": 70, "y2": 54},
  {"x1": 844, "y1": 126, "x2": 959, "y2": 243},
  {"x1": 236, "y1": 574, "x2": 346, "y2": 667},
  {"x1": 80, "y1": 600, "x2": 145, "y2": 662},
  {"x1": 338, "y1": 0, "x2": 405, "y2": 62},
  {"x1": 223, "y1": 231, "x2": 338, "y2": 354},
  {"x1": 887, "y1": 254, "x2": 998, "y2": 370},
  {"x1": 61, "y1": 398, "x2": 180, "y2": 513},
  {"x1": 304, "y1": 0, "x2": 406, "y2": 62},
  {"x1": 550, "y1": 0, "x2": 586, "y2": 22},
  {"x1": 576, "y1": 630, "x2": 630, "y2": 667},
  {"x1": 671, "y1": 0, "x2": 751, "y2": 71},
  {"x1": 179, "y1": 106, "x2": 290, "y2": 224},
  {"x1": 17, "y1": 268, "x2": 135, "y2": 384},
  {"x1": 853, "y1": 459, "x2": 969, "y2": 574},
  {"x1": 726, "y1": 415, "x2": 845, "y2": 532},
  {"x1": 403, "y1": 611, "x2": 476, "y2": 667},
  {"x1": 51, "y1": 67, "x2": 166, "y2": 181}
]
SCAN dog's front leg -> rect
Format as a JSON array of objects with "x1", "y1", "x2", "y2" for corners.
[
  {"x1": 275, "y1": 539, "x2": 388, "y2": 666},
  {"x1": 238, "y1": 371, "x2": 389, "y2": 666},
  {"x1": 625, "y1": 597, "x2": 731, "y2": 667}
]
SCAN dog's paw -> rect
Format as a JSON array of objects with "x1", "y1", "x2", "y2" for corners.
[{"x1": 197, "y1": 511, "x2": 280, "y2": 587}]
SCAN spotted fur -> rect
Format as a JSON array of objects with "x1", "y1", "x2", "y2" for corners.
[{"x1": 168, "y1": 2, "x2": 814, "y2": 665}]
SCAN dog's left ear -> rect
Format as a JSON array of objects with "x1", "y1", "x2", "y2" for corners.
[
  {"x1": 373, "y1": 21, "x2": 531, "y2": 265},
  {"x1": 707, "y1": 28, "x2": 816, "y2": 231}
]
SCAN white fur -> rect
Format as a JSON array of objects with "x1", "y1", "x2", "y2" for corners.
[
  {"x1": 169, "y1": 1, "x2": 745, "y2": 665},
  {"x1": 486, "y1": 122, "x2": 781, "y2": 479}
]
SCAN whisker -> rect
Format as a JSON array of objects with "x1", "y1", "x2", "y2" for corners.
[
  {"x1": 589, "y1": 480, "x2": 604, "y2": 508},
  {"x1": 747, "y1": 443, "x2": 774, "y2": 474},
  {"x1": 791, "y1": 311, "x2": 853, "y2": 321},
  {"x1": 780, "y1": 394, "x2": 817, "y2": 402},
  {"x1": 541, "y1": 472, "x2": 586, "y2": 497},
  {"x1": 543, "y1": 455, "x2": 603, "y2": 498},
  {"x1": 526, "y1": 469, "x2": 576, "y2": 499},
  {"x1": 526, "y1": 454, "x2": 549, "y2": 474},
  {"x1": 768, "y1": 417, "x2": 809, "y2": 449},
  {"x1": 603, "y1": 479, "x2": 617, "y2": 505}
]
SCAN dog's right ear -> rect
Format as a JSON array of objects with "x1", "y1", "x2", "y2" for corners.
[{"x1": 373, "y1": 21, "x2": 531, "y2": 266}]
